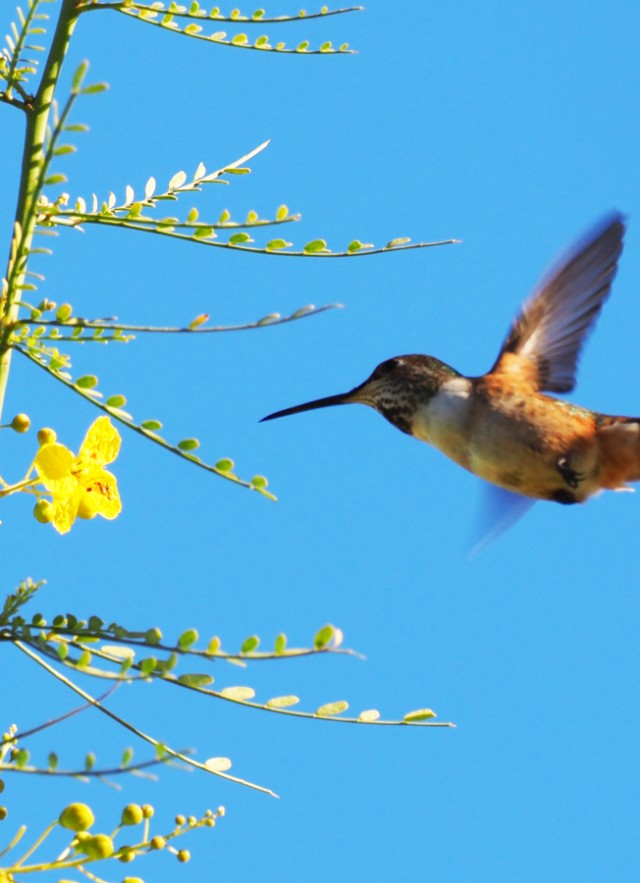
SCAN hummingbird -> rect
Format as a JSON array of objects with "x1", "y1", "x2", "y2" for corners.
[{"x1": 262, "y1": 213, "x2": 638, "y2": 524}]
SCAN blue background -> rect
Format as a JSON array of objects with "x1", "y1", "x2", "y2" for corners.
[{"x1": 2, "y1": 2, "x2": 640, "y2": 881}]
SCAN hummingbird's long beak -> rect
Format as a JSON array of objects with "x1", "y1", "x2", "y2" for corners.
[{"x1": 260, "y1": 391, "x2": 353, "y2": 422}]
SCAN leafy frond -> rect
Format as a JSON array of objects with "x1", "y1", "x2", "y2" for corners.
[
  {"x1": 23, "y1": 301, "x2": 343, "y2": 338},
  {"x1": 4, "y1": 605, "x2": 454, "y2": 730},
  {"x1": 13, "y1": 343, "x2": 277, "y2": 498},
  {"x1": 0, "y1": 0, "x2": 51, "y2": 106},
  {"x1": 15, "y1": 639, "x2": 279, "y2": 795},
  {"x1": 92, "y1": 2, "x2": 361, "y2": 54}
]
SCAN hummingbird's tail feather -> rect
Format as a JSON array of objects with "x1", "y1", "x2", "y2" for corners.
[
  {"x1": 260, "y1": 392, "x2": 351, "y2": 423},
  {"x1": 597, "y1": 417, "x2": 640, "y2": 490},
  {"x1": 469, "y1": 483, "x2": 536, "y2": 557}
]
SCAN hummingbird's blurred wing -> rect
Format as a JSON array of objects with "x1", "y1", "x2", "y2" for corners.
[
  {"x1": 489, "y1": 213, "x2": 625, "y2": 393},
  {"x1": 469, "y1": 484, "x2": 536, "y2": 557}
]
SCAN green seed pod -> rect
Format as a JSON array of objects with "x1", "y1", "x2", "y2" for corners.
[{"x1": 59, "y1": 802, "x2": 95, "y2": 832}]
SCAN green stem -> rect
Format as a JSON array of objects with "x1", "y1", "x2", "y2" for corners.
[{"x1": 0, "y1": 0, "x2": 81, "y2": 422}]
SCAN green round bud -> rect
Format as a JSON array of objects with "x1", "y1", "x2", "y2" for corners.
[
  {"x1": 150, "y1": 835, "x2": 165, "y2": 850},
  {"x1": 142, "y1": 804, "x2": 154, "y2": 819},
  {"x1": 121, "y1": 804, "x2": 143, "y2": 826},
  {"x1": 81, "y1": 834, "x2": 114, "y2": 860},
  {"x1": 59, "y1": 803, "x2": 95, "y2": 832},
  {"x1": 118, "y1": 849, "x2": 135, "y2": 864},
  {"x1": 33, "y1": 500, "x2": 54, "y2": 524},
  {"x1": 11, "y1": 413, "x2": 30, "y2": 433},
  {"x1": 205, "y1": 818, "x2": 215, "y2": 828},
  {"x1": 0, "y1": 806, "x2": 7, "y2": 821},
  {"x1": 37, "y1": 427, "x2": 57, "y2": 445},
  {"x1": 174, "y1": 814, "x2": 186, "y2": 826},
  {"x1": 187, "y1": 816, "x2": 196, "y2": 827},
  {"x1": 177, "y1": 849, "x2": 190, "y2": 863}
]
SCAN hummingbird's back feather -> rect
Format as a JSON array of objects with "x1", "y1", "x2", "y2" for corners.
[{"x1": 491, "y1": 212, "x2": 625, "y2": 394}]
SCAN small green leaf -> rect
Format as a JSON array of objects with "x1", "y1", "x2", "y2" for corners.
[
  {"x1": 246, "y1": 209, "x2": 258, "y2": 223},
  {"x1": 139, "y1": 656, "x2": 157, "y2": 675},
  {"x1": 358, "y1": 709, "x2": 381, "y2": 722},
  {"x1": 386, "y1": 237, "x2": 411, "y2": 249},
  {"x1": 303, "y1": 239, "x2": 328, "y2": 254},
  {"x1": 274, "y1": 633, "x2": 287, "y2": 654},
  {"x1": 85, "y1": 752, "x2": 96, "y2": 770},
  {"x1": 177, "y1": 438, "x2": 200, "y2": 452},
  {"x1": 178, "y1": 629, "x2": 198, "y2": 650},
  {"x1": 276, "y1": 204, "x2": 288, "y2": 221},
  {"x1": 266, "y1": 239, "x2": 291, "y2": 251},
  {"x1": 266, "y1": 694, "x2": 299, "y2": 708},
  {"x1": 48, "y1": 752, "x2": 59, "y2": 770},
  {"x1": 178, "y1": 673, "x2": 214, "y2": 688},
  {"x1": 220, "y1": 686, "x2": 256, "y2": 700},
  {"x1": 403, "y1": 708, "x2": 437, "y2": 723},
  {"x1": 228, "y1": 232, "x2": 252, "y2": 244},
  {"x1": 215, "y1": 458, "x2": 234, "y2": 472},
  {"x1": 71, "y1": 60, "x2": 89, "y2": 92},
  {"x1": 218, "y1": 208, "x2": 231, "y2": 223},
  {"x1": 314, "y1": 624, "x2": 335, "y2": 649},
  {"x1": 316, "y1": 700, "x2": 349, "y2": 717},
  {"x1": 241, "y1": 635, "x2": 260, "y2": 653},
  {"x1": 76, "y1": 649, "x2": 91, "y2": 669},
  {"x1": 141, "y1": 420, "x2": 163, "y2": 431},
  {"x1": 194, "y1": 226, "x2": 215, "y2": 239},
  {"x1": 75, "y1": 375, "x2": 98, "y2": 389},
  {"x1": 81, "y1": 82, "x2": 108, "y2": 95},
  {"x1": 121, "y1": 747, "x2": 133, "y2": 766},
  {"x1": 145, "y1": 627, "x2": 162, "y2": 645},
  {"x1": 57, "y1": 642, "x2": 68, "y2": 660},
  {"x1": 296, "y1": 40, "x2": 310, "y2": 52},
  {"x1": 187, "y1": 207, "x2": 199, "y2": 223},
  {"x1": 251, "y1": 475, "x2": 268, "y2": 490},
  {"x1": 106, "y1": 395, "x2": 127, "y2": 408},
  {"x1": 207, "y1": 635, "x2": 221, "y2": 654}
]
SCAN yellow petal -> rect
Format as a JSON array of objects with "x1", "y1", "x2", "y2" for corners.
[
  {"x1": 34, "y1": 443, "x2": 75, "y2": 482},
  {"x1": 79, "y1": 416, "x2": 121, "y2": 467},
  {"x1": 81, "y1": 469, "x2": 122, "y2": 520},
  {"x1": 51, "y1": 492, "x2": 81, "y2": 534}
]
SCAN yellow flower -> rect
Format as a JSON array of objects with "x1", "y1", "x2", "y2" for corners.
[{"x1": 34, "y1": 416, "x2": 122, "y2": 534}]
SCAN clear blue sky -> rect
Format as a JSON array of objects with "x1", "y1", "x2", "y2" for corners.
[{"x1": 3, "y1": 3, "x2": 640, "y2": 881}]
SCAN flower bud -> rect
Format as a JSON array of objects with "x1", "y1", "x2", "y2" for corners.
[
  {"x1": 121, "y1": 804, "x2": 143, "y2": 826},
  {"x1": 59, "y1": 803, "x2": 95, "y2": 832},
  {"x1": 37, "y1": 427, "x2": 57, "y2": 445},
  {"x1": 33, "y1": 500, "x2": 54, "y2": 524},
  {"x1": 81, "y1": 834, "x2": 114, "y2": 860},
  {"x1": 11, "y1": 414, "x2": 30, "y2": 433}
]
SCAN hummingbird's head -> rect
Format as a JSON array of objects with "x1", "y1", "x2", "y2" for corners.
[{"x1": 261, "y1": 354, "x2": 459, "y2": 435}]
